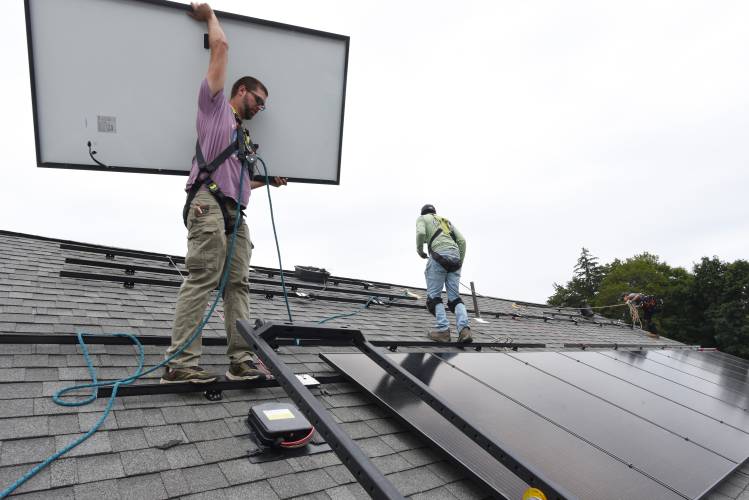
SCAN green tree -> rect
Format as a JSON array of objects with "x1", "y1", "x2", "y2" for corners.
[
  {"x1": 548, "y1": 248, "x2": 605, "y2": 307},
  {"x1": 593, "y1": 253, "x2": 693, "y2": 338},
  {"x1": 692, "y1": 257, "x2": 749, "y2": 358}
]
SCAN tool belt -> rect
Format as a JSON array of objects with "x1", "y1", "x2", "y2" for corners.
[{"x1": 428, "y1": 227, "x2": 462, "y2": 272}]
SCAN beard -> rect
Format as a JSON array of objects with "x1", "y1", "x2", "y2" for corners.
[{"x1": 242, "y1": 95, "x2": 255, "y2": 120}]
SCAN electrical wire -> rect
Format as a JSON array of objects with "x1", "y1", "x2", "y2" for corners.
[
  {"x1": 317, "y1": 296, "x2": 379, "y2": 324},
  {"x1": 256, "y1": 156, "x2": 293, "y2": 323}
]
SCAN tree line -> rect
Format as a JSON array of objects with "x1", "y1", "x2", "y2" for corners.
[{"x1": 548, "y1": 248, "x2": 749, "y2": 360}]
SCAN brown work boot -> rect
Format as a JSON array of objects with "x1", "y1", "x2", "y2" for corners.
[
  {"x1": 160, "y1": 366, "x2": 217, "y2": 384},
  {"x1": 428, "y1": 329, "x2": 451, "y2": 343},
  {"x1": 226, "y1": 360, "x2": 266, "y2": 381},
  {"x1": 458, "y1": 327, "x2": 473, "y2": 344}
]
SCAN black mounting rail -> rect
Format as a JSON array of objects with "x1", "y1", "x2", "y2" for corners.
[
  {"x1": 63, "y1": 259, "x2": 416, "y2": 301},
  {"x1": 564, "y1": 343, "x2": 694, "y2": 350},
  {"x1": 0, "y1": 333, "x2": 545, "y2": 351},
  {"x1": 237, "y1": 320, "x2": 570, "y2": 500},
  {"x1": 57, "y1": 270, "x2": 623, "y2": 332},
  {"x1": 60, "y1": 243, "x2": 183, "y2": 263},
  {"x1": 238, "y1": 320, "x2": 405, "y2": 500},
  {"x1": 60, "y1": 242, "x2": 394, "y2": 290},
  {"x1": 96, "y1": 374, "x2": 345, "y2": 397}
]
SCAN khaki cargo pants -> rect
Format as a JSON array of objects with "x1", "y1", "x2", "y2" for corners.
[{"x1": 167, "y1": 191, "x2": 254, "y2": 368}]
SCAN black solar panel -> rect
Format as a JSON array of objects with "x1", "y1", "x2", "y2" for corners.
[
  {"x1": 651, "y1": 350, "x2": 749, "y2": 386},
  {"x1": 561, "y1": 351, "x2": 749, "y2": 433},
  {"x1": 322, "y1": 353, "x2": 531, "y2": 500},
  {"x1": 325, "y1": 349, "x2": 749, "y2": 500},
  {"x1": 601, "y1": 351, "x2": 749, "y2": 410}
]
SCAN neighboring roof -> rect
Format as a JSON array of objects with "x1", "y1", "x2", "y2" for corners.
[{"x1": 0, "y1": 229, "x2": 746, "y2": 499}]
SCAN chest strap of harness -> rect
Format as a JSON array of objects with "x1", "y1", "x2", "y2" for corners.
[{"x1": 182, "y1": 114, "x2": 257, "y2": 234}]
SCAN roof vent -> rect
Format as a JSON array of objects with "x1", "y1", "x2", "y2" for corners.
[{"x1": 294, "y1": 265, "x2": 330, "y2": 284}]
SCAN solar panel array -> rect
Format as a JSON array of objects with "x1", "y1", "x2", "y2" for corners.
[{"x1": 324, "y1": 349, "x2": 749, "y2": 500}]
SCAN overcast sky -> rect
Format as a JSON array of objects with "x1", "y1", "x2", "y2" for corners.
[{"x1": 2, "y1": 0, "x2": 748, "y2": 304}]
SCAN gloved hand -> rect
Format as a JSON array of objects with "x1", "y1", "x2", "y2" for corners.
[{"x1": 418, "y1": 250, "x2": 428, "y2": 259}]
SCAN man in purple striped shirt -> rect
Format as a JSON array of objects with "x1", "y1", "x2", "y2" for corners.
[{"x1": 162, "y1": 2, "x2": 287, "y2": 384}]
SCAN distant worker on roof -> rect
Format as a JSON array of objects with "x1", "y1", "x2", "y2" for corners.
[
  {"x1": 416, "y1": 204, "x2": 471, "y2": 343},
  {"x1": 162, "y1": 2, "x2": 287, "y2": 384},
  {"x1": 622, "y1": 292, "x2": 661, "y2": 337}
]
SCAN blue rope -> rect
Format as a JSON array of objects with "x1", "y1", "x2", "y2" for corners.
[{"x1": 1, "y1": 167, "x2": 249, "y2": 499}]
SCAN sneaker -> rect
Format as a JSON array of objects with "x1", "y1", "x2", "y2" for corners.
[
  {"x1": 428, "y1": 329, "x2": 451, "y2": 343},
  {"x1": 160, "y1": 366, "x2": 217, "y2": 384},
  {"x1": 226, "y1": 360, "x2": 266, "y2": 381},
  {"x1": 458, "y1": 327, "x2": 473, "y2": 344}
]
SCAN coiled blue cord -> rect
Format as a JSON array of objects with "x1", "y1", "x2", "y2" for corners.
[{"x1": 1, "y1": 165, "x2": 254, "y2": 498}]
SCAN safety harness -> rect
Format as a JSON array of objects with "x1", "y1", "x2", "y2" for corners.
[
  {"x1": 182, "y1": 109, "x2": 256, "y2": 234},
  {"x1": 427, "y1": 215, "x2": 462, "y2": 273}
]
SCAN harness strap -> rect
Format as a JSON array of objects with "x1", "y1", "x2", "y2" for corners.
[{"x1": 184, "y1": 115, "x2": 254, "y2": 234}]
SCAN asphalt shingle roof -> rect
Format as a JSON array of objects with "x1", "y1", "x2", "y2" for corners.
[{"x1": 0, "y1": 229, "x2": 746, "y2": 500}]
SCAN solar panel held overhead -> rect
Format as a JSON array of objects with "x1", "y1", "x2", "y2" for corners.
[{"x1": 25, "y1": 0, "x2": 348, "y2": 184}]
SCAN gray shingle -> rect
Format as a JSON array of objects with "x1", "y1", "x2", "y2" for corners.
[
  {"x1": 385, "y1": 466, "x2": 444, "y2": 496},
  {"x1": 340, "y1": 421, "x2": 378, "y2": 440},
  {"x1": 193, "y1": 404, "x2": 231, "y2": 421},
  {"x1": 0, "y1": 463, "x2": 50, "y2": 495},
  {"x1": 0, "y1": 383, "x2": 42, "y2": 400},
  {"x1": 195, "y1": 436, "x2": 249, "y2": 463},
  {"x1": 324, "y1": 464, "x2": 356, "y2": 485},
  {"x1": 24, "y1": 368, "x2": 58, "y2": 382},
  {"x1": 119, "y1": 448, "x2": 168, "y2": 475},
  {"x1": 268, "y1": 470, "x2": 338, "y2": 498},
  {"x1": 142, "y1": 425, "x2": 187, "y2": 448},
  {"x1": 54, "y1": 432, "x2": 111, "y2": 458},
  {"x1": 0, "y1": 416, "x2": 49, "y2": 440},
  {"x1": 287, "y1": 452, "x2": 341, "y2": 473},
  {"x1": 356, "y1": 437, "x2": 396, "y2": 458},
  {"x1": 181, "y1": 420, "x2": 233, "y2": 442},
  {"x1": 160, "y1": 405, "x2": 197, "y2": 424},
  {"x1": 73, "y1": 479, "x2": 121, "y2": 500},
  {"x1": 114, "y1": 408, "x2": 166, "y2": 429},
  {"x1": 76, "y1": 454, "x2": 125, "y2": 483},
  {"x1": 160, "y1": 469, "x2": 190, "y2": 497},
  {"x1": 380, "y1": 432, "x2": 424, "y2": 453},
  {"x1": 410, "y1": 486, "x2": 460, "y2": 500},
  {"x1": 366, "y1": 418, "x2": 405, "y2": 435},
  {"x1": 180, "y1": 490, "x2": 229, "y2": 500},
  {"x1": 0, "y1": 437, "x2": 55, "y2": 467},
  {"x1": 427, "y1": 461, "x2": 466, "y2": 483},
  {"x1": 225, "y1": 416, "x2": 249, "y2": 436},
  {"x1": 117, "y1": 473, "x2": 168, "y2": 500},
  {"x1": 47, "y1": 414, "x2": 80, "y2": 436},
  {"x1": 444, "y1": 479, "x2": 490, "y2": 500},
  {"x1": 224, "y1": 480, "x2": 280, "y2": 500},
  {"x1": 326, "y1": 483, "x2": 371, "y2": 500},
  {"x1": 371, "y1": 454, "x2": 414, "y2": 475},
  {"x1": 165, "y1": 443, "x2": 204, "y2": 469},
  {"x1": 78, "y1": 411, "x2": 119, "y2": 431},
  {"x1": 50, "y1": 458, "x2": 78, "y2": 488},
  {"x1": 399, "y1": 447, "x2": 443, "y2": 467},
  {"x1": 183, "y1": 464, "x2": 230, "y2": 494},
  {"x1": 218, "y1": 458, "x2": 293, "y2": 485},
  {"x1": 0, "y1": 398, "x2": 34, "y2": 418},
  {"x1": 11, "y1": 486, "x2": 76, "y2": 499},
  {"x1": 108, "y1": 428, "x2": 149, "y2": 452}
]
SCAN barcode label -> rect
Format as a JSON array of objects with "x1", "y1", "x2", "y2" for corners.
[{"x1": 97, "y1": 115, "x2": 117, "y2": 133}]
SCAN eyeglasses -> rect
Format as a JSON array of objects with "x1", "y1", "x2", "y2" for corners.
[{"x1": 249, "y1": 91, "x2": 266, "y2": 111}]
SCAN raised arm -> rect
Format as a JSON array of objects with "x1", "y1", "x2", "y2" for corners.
[{"x1": 188, "y1": 3, "x2": 227, "y2": 96}]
